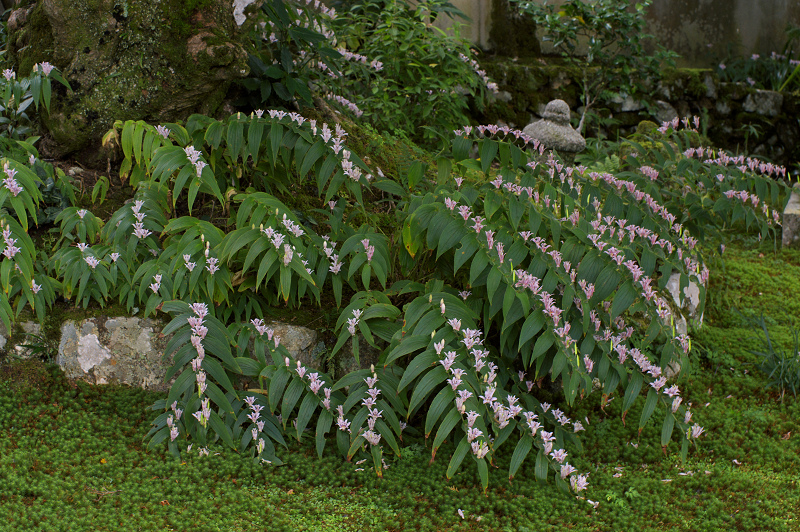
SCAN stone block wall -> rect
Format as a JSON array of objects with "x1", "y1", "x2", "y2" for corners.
[{"x1": 478, "y1": 63, "x2": 800, "y2": 169}]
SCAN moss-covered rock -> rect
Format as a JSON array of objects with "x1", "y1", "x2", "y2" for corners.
[{"x1": 8, "y1": 0, "x2": 251, "y2": 161}]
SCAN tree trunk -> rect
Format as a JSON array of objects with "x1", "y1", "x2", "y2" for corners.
[{"x1": 7, "y1": 0, "x2": 253, "y2": 161}]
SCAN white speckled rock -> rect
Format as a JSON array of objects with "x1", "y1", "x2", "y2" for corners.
[{"x1": 57, "y1": 317, "x2": 174, "y2": 392}]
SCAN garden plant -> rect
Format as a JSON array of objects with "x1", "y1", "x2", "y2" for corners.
[{"x1": 0, "y1": 1, "x2": 798, "y2": 530}]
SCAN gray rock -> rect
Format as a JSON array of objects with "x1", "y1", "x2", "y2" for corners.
[
  {"x1": 57, "y1": 317, "x2": 174, "y2": 392},
  {"x1": 703, "y1": 73, "x2": 718, "y2": 99},
  {"x1": 782, "y1": 184, "x2": 800, "y2": 249},
  {"x1": 715, "y1": 100, "x2": 732, "y2": 116},
  {"x1": 334, "y1": 336, "x2": 382, "y2": 378},
  {"x1": 265, "y1": 322, "x2": 323, "y2": 370},
  {"x1": 232, "y1": 0, "x2": 259, "y2": 25},
  {"x1": 610, "y1": 93, "x2": 645, "y2": 112},
  {"x1": 0, "y1": 321, "x2": 42, "y2": 359},
  {"x1": 664, "y1": 271, "x2": 704, "y2": 336},
  {"x1": 493, "y1": 90, "x2": 513, "y2": 104},
  {"x1": 522, "y1": 100, "x2": 586, "y2": 153},
  {"x1": 654, "y1": 100, "x2": 678, "y2": 123},
  {"x1": 743, "y1": 90, "x2": 784, "y2": 117}
]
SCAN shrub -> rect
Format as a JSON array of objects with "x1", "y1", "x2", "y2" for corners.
[
  {"x1": 235, "y1": 0, "x2": 496, "y2": 147},
  {"x1": 72, "y1": 111, "x2": 785, "y2": 493},
  {"x1": 0, "y1": 55, "x2": 791, "y2": 499}
]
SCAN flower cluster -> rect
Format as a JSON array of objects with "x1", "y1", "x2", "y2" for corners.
[
  {"x1": 335, "y1": 47, "x2": 383, "y2": 71},
  {"x1": 322, "y1": 237, "x2": 343, "y2": 274},
  {"x1": 184, "y1": 146, "x2": 208, "y2": 179},
  {"x1": 2, "y1": 162, "x2": 23, "y2": 196},
  {"x1": 168, "y1": 401, "x2": 183, "y2": 442},
  {"x1": 1, "y1": 225, "x2": 21, "y2": 260},
  {"x1": 131, "y1": 200, "x2": 152, "y2": 239},
  {"x1": 203, "y1": 241, "x2": 220, "y2": 275},
  {"x1": 187, "y1": 303, "x2": 209, "y2": 410},
  {"x1": 347, "y1": 308, "x2": 362, "y2": 336},
  {"x1": 361, "y1": 373, "x2": 382, "y2": 447},
  {"x1": 326, "y1": 93, "x2": 363, "y2": 117},
  {"x1": 360, "y1": 238, "x2": 375, "y2": 263},
  {"x1": 244, "y1": 395, "x2": 267, "y2": 455},
  {"x1": 457, "y1": 53, "x2": 499, "y2": 93},
  {"x1": 36, "y1": 62, "x2": 55, "y2": 76},
  {"x1": 150, "y1": 274, "x2": 162, "y2": 294}
]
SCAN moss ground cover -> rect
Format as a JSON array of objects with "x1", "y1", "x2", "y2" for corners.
[{"x1": 1, "y1": 239, "x2": 798, "y2": 532}]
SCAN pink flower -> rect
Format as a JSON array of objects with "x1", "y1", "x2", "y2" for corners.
[
  {"x1": 38, "y1": 62, "x2": 54, "y2": 76},
  {"x1": 132, "y1": 223, "x2": 152, "y2": 239},
  {"x1": 3, "y1": 176, "x2": 22, "y2": 196},
  {"x1": 570, "y1": 474, "x2": 589, "y2": 492},
  {"x1": 205, "y1": 256, "x2": 220, "y2": 274}
]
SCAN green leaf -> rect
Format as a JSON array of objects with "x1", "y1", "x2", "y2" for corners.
[
  {"x1": 519, "y1": 311, "x2": 545, "y2": 348},
  {"x1": 204, "y1": 381, "x2": 236, "y2": 415},
  {"x1": 385, "y1": 335, "x2": 430, "y2": 366},
  {"x1": 281, "y1": 378, "x2": 304, "y2": 423},
  {"x1": 247, "y1": 119, "x2": 265, "y2": 164},
  {"x1": 227, "y1": 120, "x2": 245, "y2": 163},
  {"x1": 611, "y1": 280, "x2": 638, "y2": 319},
  {"x1": 446, "y1": 436, "x2": 470, "y2": 478},
  {"x1": 295, "y1": 392, "x2": 318, "y2": 441},
  {"x1": 661, "y1": 413, "x2": 675, "y2": 447},
  {"x1": 432, "y1": 406, "x2": 461, "y2": 451},
  {"x1": 269, "y1": 366, "x2": 290, "y2": 413},
  {"x1": 316, "y1": 410, "x2": 333, "y2": 458},
  {"x1": 622, "y1": 371, "x2": 643, "y2": 414},
  {"x1": 425, "y1": 386, "x2": 456, "y2": 436},
  {"x1": 534, "y1": 448, "x2": 548, "y2": 482},
  {"x1": 509, "y1": 435, "x2": 533, "y2": 479},
  {"x1": 477, "y1": 458, "x2": 489, "y2": 491},
  {"x1": 639, "y1": 388, "x2": 658, "y2": 429},
  {"x1": 208, "y1": 411, "x2": 236, "y2": 449},
  {"x1": 479, "y1": 139, "x2": 498, "y2": 173},
  {"x1": 407, "y1": 366, "x2": 448, "y2": 416},
  {"x1": 396, "y1": 351, "x2": 438, "y2": 392}
]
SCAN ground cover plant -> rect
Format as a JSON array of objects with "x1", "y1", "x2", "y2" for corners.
[
  {"x1": 0, "y1": 1, "x2": 798, "y2": 530},
  {"x1": 1, "y1": 234, "x2": 799, "y2": 531}
]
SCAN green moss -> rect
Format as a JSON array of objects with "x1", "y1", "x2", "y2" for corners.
[
  {"x1": 660, "y1": 67, "x2": 713, "y2": 99},
  {"x1": 8, "y1": 0, "x2": 247, "y2": 158}
]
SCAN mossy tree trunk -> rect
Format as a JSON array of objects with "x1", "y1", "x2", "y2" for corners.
[{"x1": 7, "y1": 0, "x2": 252, "y2": 160}]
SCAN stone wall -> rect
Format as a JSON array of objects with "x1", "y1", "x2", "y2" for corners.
[{"x1": 478, "y1": 62, "x2": 800, "y2": 169}]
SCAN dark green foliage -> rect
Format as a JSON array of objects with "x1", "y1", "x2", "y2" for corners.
[
  {"x1": 747, "y1": 314, "x2": 800, "y2": 399},
  {"x1": 511, "y1": 0, "x2": 678, "y2": 128}
]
